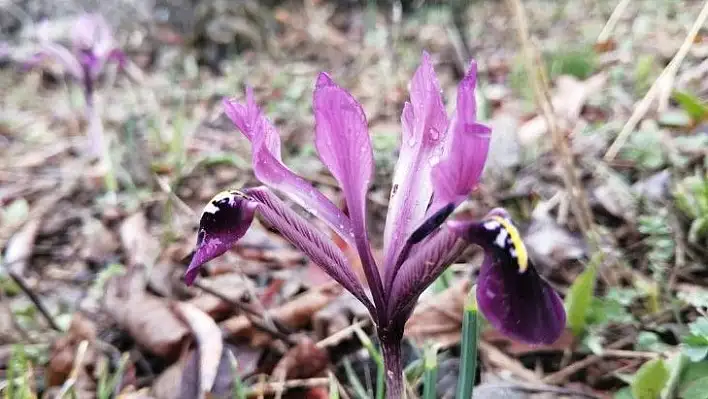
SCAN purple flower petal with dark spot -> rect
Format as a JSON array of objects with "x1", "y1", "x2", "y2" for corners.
[{"x1": 449, "y1": 209, "x2": 566, "y2": 344}]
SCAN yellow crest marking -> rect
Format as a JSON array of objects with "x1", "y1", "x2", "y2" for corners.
[{"x1": 490, "y1": 216, "x2": 528, "y2": 273}]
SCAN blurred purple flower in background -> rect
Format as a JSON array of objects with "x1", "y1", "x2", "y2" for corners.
[
  {"x1": 185, "y1": 52, "x2": 566, "y2": 397},
  {"x1": 26, "y1": 14, "x2": 126, "y2": 157}
]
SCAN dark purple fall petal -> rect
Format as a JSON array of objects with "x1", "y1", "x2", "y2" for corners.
[
  {"x1": 383, "y1": 52, "x2": 450, "y2": 284},
  {"x1": 185, "y1": 190, "x2": 257, "y2": 284},
  {"x1": 450, "y1": 210, "x2": 566, "y2": 345},
  {"x1": 185, "y1": 186, "x2": 374, "y2": 313},
  {"x1": 223, "y1": 90, "x2": 355, "y2": 245}
]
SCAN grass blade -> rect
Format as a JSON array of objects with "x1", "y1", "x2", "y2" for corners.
[
  {"x1": 423, "y1": 344, "x2": 439, "y2": 399},
  {"x1": 456, "y1": 288, "x2": 480, "y2": 399}
]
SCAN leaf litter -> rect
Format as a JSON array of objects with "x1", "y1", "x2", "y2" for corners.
[{"x1": 1, "y1": 0, "x2": 708, "y2": 397}]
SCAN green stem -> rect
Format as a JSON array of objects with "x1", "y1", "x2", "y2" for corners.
[{"x1": 456, "y1": 293, "x2": 480, "y2": 399}]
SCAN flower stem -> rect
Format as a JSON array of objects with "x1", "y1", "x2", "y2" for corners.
[{"x1": 380, "y1": 337, "x2": 404, "y2": 399}]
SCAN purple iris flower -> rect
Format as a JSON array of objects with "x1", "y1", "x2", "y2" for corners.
[
  {"x1": 26, "y1": 14, "x2": 126, "y2": 156},
  {"x1": 185, "y1": 52, "x2": 565, "y2": 397}
]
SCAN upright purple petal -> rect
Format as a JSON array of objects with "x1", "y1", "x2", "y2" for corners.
[
  {"x1": 428, "y1": 63, "x2": 491, "y2": 215},
  {"x1": 450, "y1": 209, "x2": 566, "y2": 345},
  {"x1": 313, "y1": 73, "x2": 386, "y2": 313},
  {"x1": 223, "y1": 90, "x2": 355, "y2": 246},
  {"x1": 185, "y1": 187, "x2": 374, "y2": 315},
  {"x1": 383, "y1": 52, "x2": 450, "y2": 278},
  {"x1": 72, "y1": 14, "x2": 113, "y2": 56}
]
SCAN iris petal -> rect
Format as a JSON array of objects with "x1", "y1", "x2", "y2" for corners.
[
  {"x1": 428, "y1": 62, "x2": 491, "y2": 215},
  {"x1": 383, "y1": 52, "x2": 450, "y2": 281},
  {"x1": 450, "y1": 209, "x2": 566, "y2": 344},
  {"x1": 223, "y1": 90, "x2": 355, "y2": 245},
  {"x1": 313, "y1": 73, "x2": 386, "y2": 310},
  {"x1": 185, "y1": 187, "x2": 374, "y2": 314},
  {"x1": 185, "y1": 190, "x2": 257, "y2": 284}
]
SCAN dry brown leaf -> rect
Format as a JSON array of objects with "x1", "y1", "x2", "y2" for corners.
[
  {"x1": 173, "y1": 302, "x2": 223, "y2": 396},
  {"x1": 187, "y1": 273, "x2": 255, "y2": 320},
  {"x1": 3, "y1": 219, "x2": 40, "y2": 275},
  {"x1": 105, "y1": 273, "x2": 188, "y2": 359},
  {"x1": 272, "y1": 336, "x2": 329, "y2": 381},
  {"x1": 46, "y1": 313, "x2": 98, "y2": 387},
  {"x1": 482, "y1": 328, "x2": 575, "y2": 356},
  {"x1": 119, "y1": 212, "x2": 160, "y2": 268},
  {"x1": 405, "y1": 279, "x2": 471, "y2": 348},
  {"x1": 221, "y1": 284, "x2": 342, "y2": 346}
]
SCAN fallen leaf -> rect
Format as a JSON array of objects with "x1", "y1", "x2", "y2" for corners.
[
  {"x1": 187, "y1": 273, "x2": 255, "y2": 320},
  {"x1": 81, "y1": 216, "x2": 119, "y2": 265},
  {"x1": 221, "y1": 284, "x2": 342, "y2": 347},
  {"x1": 173, "y1": 302, "x2": 223, "y2": 396},
  {"x1": 272, "y1": 336, "x2": 329, "y2": 381},
  {"x1": 105, "y1": 272, "x2": 188, "y2": 359},
  {"x1": 482, "y1": 328, "x2": 575, "y2": 356},
  {"x1": 313, "y1": 292, "x2": 369, "y2": 340},
  {"x1": 46, "y1": 313, "x2": 98, "y2": 387},
  {"x1": 524, "y1": 207, "x2": 586, "y2": 269},
  {"x1": 3, "y1": 219, "x2": 40, "y2": 275},
  {"x1": 405, "y1": 279, "x2": 471, "y2": 348},
  {"x1": 119, "y1": 212, "x2": 160, "y2": 268}
]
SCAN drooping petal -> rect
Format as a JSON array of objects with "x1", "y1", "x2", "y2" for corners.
[
  {"x1": 383, "y1": 52, "x2": 450, "y2": 277},
  {"x1": 450, "y1": 209, "x2": 566, "y2": 345},
  {"x1": 428, "y1": 63, "x2": 491, "y2": 215},
  {"x1": 27, "y1": 43, "x2": 83, "y2": 81},
  {"x1": 185, "y1": 187, "x2": 374, "y2": 315},
  {"x1": 223, "y1": 90, "x2": 355, "y2": 246},
  {"x1": 185, "y1": 190, "x2": 258, "y2": 284},
  {"x1": 312, "y1": 73, "x2": 386, "y2": 312}
]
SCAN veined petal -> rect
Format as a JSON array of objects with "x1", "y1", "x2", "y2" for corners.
[
  {"x1": 313, "y1": 73, "x2": 386, "y2": 313},
  {"x1": 450, "y1": 209, "x2": 566, "y2": 345},
  {"x1": 387, "y1": 228, "x2": 468, "y2": 322},
  {"x1": 428, "y1": 63, "x2": 491, "y2": 215},
  {"x1": 185, "y1": 187, "x2": 374, "y2": 314},
  {"x1": 223, "y1": 90, "x2": 354, "y2": 246},
  {"x1": 383, "y1": 52, "x2": 450, "y2": 275}
]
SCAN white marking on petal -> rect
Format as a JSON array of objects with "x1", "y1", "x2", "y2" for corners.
[
  {"x1": 203, "y1": 202, "x2": 220, "y2": 214},
  {"x1": 484, "y1": 221, "x2": 500, "y2": 230},
  {"x1": 495, "y1": 229, "x2": 508, "y2": 248},
  {"x1": 510, "y1": 248, "x2": 517, "y2": 258}
]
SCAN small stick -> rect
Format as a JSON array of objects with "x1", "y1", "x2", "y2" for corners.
[
  {"x1": 543, "y1": 335, "x2": 635, "y2": 384},
  {"x1": 247, "y1": 377, "x2": 329, "y2": 397},
  {"x1": 8, "y1": 270, "x2": 62, "y2": 332},
  {"x1": 192, "y1": 280, "x2": 295, "y2": 345},
  {"x1": 605, "y1": 0, "x2": 708, "y2": 161},
  {"x1": 597, "y1": 0, "x2": 632, "y2": 44}
]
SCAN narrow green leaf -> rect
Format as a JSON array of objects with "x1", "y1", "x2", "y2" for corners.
[
  {"x1": 672, "y1": 91, "x2": 708, "y2": 122},
  {"x1": 423, "y1": 345, "x2": 439, "y2": 399},
  {"x1": 631, "y1": 358, "x2": 670, "y2": 399},
  {"x1": 343, "y1": 359, "x2": 370, "y2": 399},
  {"x1": 456, "y1": 289, "x2": 480, "y2": 399},
  {"x1": 328, "y1": 372, "x2": 340, "y2": 399},
  {"x1": 565, "y1": 262, "x2": 598, "y2": 336}
]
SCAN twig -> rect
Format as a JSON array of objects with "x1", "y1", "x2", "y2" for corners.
[
  {"x1": 316, "y1": 319, "x2": 370, "y2": 348},
  {"x1": 597, "y1": 0, "x2": 632, "y2": 44},
  {"x1": 478, "y1": 341, "x2": 543, "y2": 383},
  {"x1": 192, "y1": 280, "x2": 295, "y2": 345},
  {"x1": 7, "y1": 270, "x2": 62, "y2": 332},
  {"x1": 604, "y1": 0, "x2": 708, "y2": 161},
  {"x1": 506, "y1": 0, "x2": 598, "y2": 246},
  {"x1": 543, "y1": 334, "x2": 636, "y2": 384},
  {"x1": 57, "y1": 340, "x2": 89, "y2": 398},
  {"x1": 247, "y1": 377, "x2": 329, "y2": 397}
]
